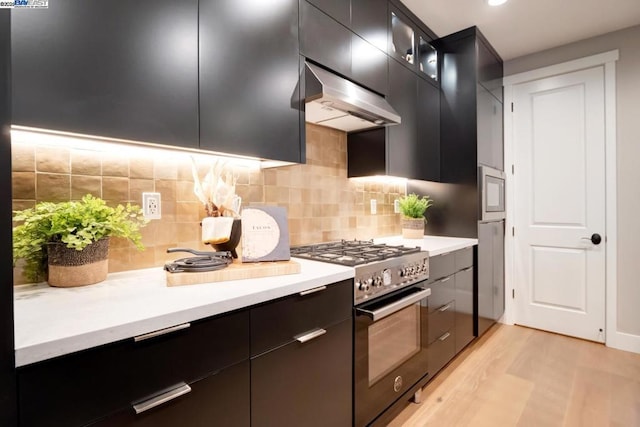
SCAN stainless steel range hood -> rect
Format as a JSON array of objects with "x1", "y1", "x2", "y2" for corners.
[{"x1": 304, "y1": 62, "x2": 401, "y2": 132}]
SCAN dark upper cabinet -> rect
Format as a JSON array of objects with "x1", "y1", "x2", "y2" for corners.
[
  {"x1": 438, "y1": 26, "x2": 504, "y2": 184},
  {"x1": 306, "y1": 0, "x2": 350, "y2": 27},
  {"x1": 348, "y1": 58, "x2": 440, "y2": 181},
  {"x1": 389, "y1": 6, "x2": 416, "y2": 69},
  {"x1": 11, "y1": 0, "x2": 199, "y2": 149},
  {"x1": 351, "y1": 0, "x2": 388, "y2": 52},
  {"x1": 199, "y1": 0, "x2": 303, "y2": 162},
  {"x1": 417, "y1": 77, "x2": 440, "y2": 181},
  {"x1": 477, "y1": 84, "x2": 504, "y2": 171},
  {"x1": 351, "y1": 34, "x2": 388, "y2": 95},
  {"x1": 300, "y1": 0, "x2": 351, "y2": 77},
  {"x1": 387, "y1": 57, "x2": 418, "y2": 178}
]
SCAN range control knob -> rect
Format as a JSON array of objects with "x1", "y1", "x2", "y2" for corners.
[
  {"x1": 359, "y1": 281, "x2": 370, "y2": 292},
  {"x1": 373, "y1": 276, "x2": 383, "y2": 287}
]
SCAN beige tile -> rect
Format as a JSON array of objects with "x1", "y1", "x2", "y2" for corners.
[
  {"x1": 177, "y1": 201, "x2": 202, "y2": 222},
  {"x1": 129, "y1": 246, "x2": 156, "y2": 269},
  {"x1": 36, "y1": 173, "x2": 70, "y2": 202},
  {"x1": 36, "y1": 146, "x2": 70, "y2": 174},
  {"x1": 71, "y1": 175, "x2": 102, "y2": 200},
  {"x1": 130, "y1": 157, "x2": 154, "y2": 179},
  {"x1": 176, "y1": 223, "x2": 200, "y2": 243},
  {"x1": 263, "y1": 169, "x2": 277, "y2": 186},
  {"x1": 176, "y1": 180, "x2": 198, "y2": 202},
  {"x1": 161, "y1": 201, "x2": 177, "y2": 222},
  {"x1": 12, "y1": 172, "x2": 35, "y2": 200},
  {"x1": 11, "y1": 143, "x2": 35, "y2": 172},
  {"x1": 107, "y1": 247, "x2": 130, "y2": 273},
  {"x1": 101, "y1": 152, "x2": 129, "y2": 177},
  {"x1": 155, "y1": 179, "x2": 176, "y2": 202},
  {"x1": 176, "y1": 160, "x2": 194, "y2": 181},
  {"x1": 102, "y1": 177, "x2": 129, "y2": 202},
  {"x1": 129, "y1": 179, "x2": 154, "y2": 204},
  {"x1": 155, "y1": 222, "x2": 177, "y2": 245},
  {"x1": 12, "y1": 200, "x2": 35, "y2": 213},
  {"x1": 71, "y1": 149, "x2": 101, "y2": 176},
  {"x1": 154, "y1": 158, "x2": 178, "y2": 180}
]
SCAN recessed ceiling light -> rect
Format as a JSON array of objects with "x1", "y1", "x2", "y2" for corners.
[{"x1": 487, "y1": 0, "x2": 508, "y2": 6}]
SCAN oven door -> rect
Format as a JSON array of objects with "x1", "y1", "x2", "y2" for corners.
[{"x1": 354, "y1": 284, "x2": 431, "y2": 427}]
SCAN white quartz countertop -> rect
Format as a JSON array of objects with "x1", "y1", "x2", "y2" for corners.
[
  {"x1": 14, "y1": 259, "x2": 354, "y2": 367},
  {"x1": 374, "y1": 235, "x2": 478, "y2": 256}
]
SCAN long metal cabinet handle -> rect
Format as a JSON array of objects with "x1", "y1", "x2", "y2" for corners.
[
  {"x1": 438, "y1": 303, "x2": 452, "y2": 312},
  {"x1": 441, "y1": 277, "x2": 451, "y2": 283},
  {"x1": 299, "y1": 285, "x2": 327, "y2": 296},
  {"x1": 134, "y1": 323, "x2": 191, "y2": 342},
  {"x1": 133, "y1": 382, "x2": 191, "y2": 414},
  {"x1": 295, "y1": 328, "x2": 327, "y2": 344},
  {"x1": 438, "y1": 332, "x2": 451, "y2": 341},
  {"x1": 356, "y1": 288, "x2": 431, "y2": 322},
  {"x1": 461, "y1": 267, "x2": 473, "y2": 273}
]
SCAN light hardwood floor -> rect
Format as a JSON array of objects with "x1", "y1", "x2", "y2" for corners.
[{"x1": 389, "y1": 324, "x2": 640, "y2": 427}]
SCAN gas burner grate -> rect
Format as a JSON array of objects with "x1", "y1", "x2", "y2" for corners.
[{"x1": 290, "y1": 240, "x2": 421, "y2": 266}]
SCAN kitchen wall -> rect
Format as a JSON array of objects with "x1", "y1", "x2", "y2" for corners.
[
  {"x1": 11, "y1": 123, "x2": 404, "y2": 285},
  {"x1": 505, "y1": 24, "x2": 640, "y2": 339}
]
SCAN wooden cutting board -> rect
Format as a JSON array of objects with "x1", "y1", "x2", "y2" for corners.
[{"x1": 166, "y1": 259, "x2": 301, "y2": 287}]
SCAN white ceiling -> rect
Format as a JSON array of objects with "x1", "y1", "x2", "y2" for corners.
[{"x1": 401, "y1": 0, "x2": 640, "y2": 61}]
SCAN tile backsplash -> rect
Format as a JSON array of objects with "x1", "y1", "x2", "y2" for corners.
[{"x1": 12, "y1": 124, "x2": 404, "y2": 284}]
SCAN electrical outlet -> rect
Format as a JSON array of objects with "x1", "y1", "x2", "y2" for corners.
[
  {"x1": 370, "y1": 199, "x2": 377, "y2": 215},
  {"x1": 394, "y1": 199, "x2": 400, "y2": 214},
  {"x1": 142, "y1": 192, "x2": 161, "y2": 220}
]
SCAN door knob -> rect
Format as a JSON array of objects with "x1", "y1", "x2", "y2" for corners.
[{"x1": 581, "y1": 233, "x2": 602, "y2": 245}]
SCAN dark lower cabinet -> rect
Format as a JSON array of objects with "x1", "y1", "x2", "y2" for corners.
[
  {"x1": 426, "y1": 246, "x2": 475, "y2": 378},
  {"x1": 17, "y1": 310, "x2": 250, "y2": 427},
  {"x1": 250, "y1": 280, "x2": 352, "y2": 427},
  {"x1": 11, "y1": 0, "x2": 199, "y2": 149},
  {"x1": 199, "y1": 0, "x2": 303, "y2": 162},
  {"x1": 251, "y1": 320, "x2": 352, "y2": 427},
  {"x1": 94, "y1": 361, "x2": 250, "y2": 427},
  {"x1": 455, "y1": 266, "x2": 474, "y2": 353},
  {"x1": 477, "y1": 221, "x2": 505, "y2": 337}
]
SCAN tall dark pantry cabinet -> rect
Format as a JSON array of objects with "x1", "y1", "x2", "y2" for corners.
[{"x1": 0, "y1": 9, "x2": 17, "y2": 426}]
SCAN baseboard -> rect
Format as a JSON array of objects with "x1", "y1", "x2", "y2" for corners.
[{"x1": 606, "y1": 330, "x2": 640, "y2": 354}]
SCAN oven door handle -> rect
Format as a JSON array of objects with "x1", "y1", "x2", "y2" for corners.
[{"x1": 356, "y1": 288, "x2": 431, "y2": 322}]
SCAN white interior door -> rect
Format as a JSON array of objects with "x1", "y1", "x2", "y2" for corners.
[{"x1": 513, "y1": 66, "x2": 606, "y2": 342}]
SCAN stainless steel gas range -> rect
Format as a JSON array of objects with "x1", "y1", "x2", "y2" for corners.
[{"x1": 291, "y1": 240, "x2": 432, "y2": 427}]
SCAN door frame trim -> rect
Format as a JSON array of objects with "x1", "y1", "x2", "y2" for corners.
[{"x1": 502, "y1": 50, "x2": 632, "y2": 352}]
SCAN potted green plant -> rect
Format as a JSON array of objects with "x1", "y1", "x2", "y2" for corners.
[
  {"x1": 398, "y1": 193, "x2": 434, "y2": 239},
  {"x1": 13, "y1": 194, "x2": 148, "y2": 287}
]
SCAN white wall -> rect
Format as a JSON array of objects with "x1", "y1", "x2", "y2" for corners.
[{"x1": 505, "y1": 25, "x2": 640, "y2": 338}]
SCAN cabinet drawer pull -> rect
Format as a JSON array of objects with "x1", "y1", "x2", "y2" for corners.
[
  {"x1": 438, "y1": 303, "x2": 452, "y2": 312},
  {"x1": 134, "y1": 323, "x2": 191, "y2": 342},
  {"x1": 295, "y1": 328, "x2": 327, "y2": 344},
  {"x1": 299, "y1": 285, "x2": 327, "y2": 296},
  {"x1": 461, "y1": 266, "x2": 473, "y2": 273},
  {"x1": 438, "y1": 332, "x2": 451, "y2": 341},
  {"x1": 441, "y1": 277, "x2": 451, "y2": 283},
  {"x1": 133, "y1": 382, "x2": 191, "y2": 414}
]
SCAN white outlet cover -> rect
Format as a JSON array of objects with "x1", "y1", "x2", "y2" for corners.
[
  {"x1": 370, "y1": 199, "x2": 377, "y2": 215},
  {"x1": 142, "y1": 192, "x2": 161, "y2": 220},
  {"x1": 394, "y1": 199, "x2": 400, "y2": 213}
]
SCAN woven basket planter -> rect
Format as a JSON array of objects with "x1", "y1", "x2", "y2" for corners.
[
  {"x1": 47, "y1": 237, "x2": 110, "y2": 287},
  {"x1": 401, "y1": 217, "x2": 425, "y2": 239}
]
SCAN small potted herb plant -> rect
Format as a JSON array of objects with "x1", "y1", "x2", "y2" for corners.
[
  {"x1": 398, "y1": 193, "x2": 433, "y2": 239},
  {"x1": 12, "y1": 194, "x2": 148, "y2": 287}
]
